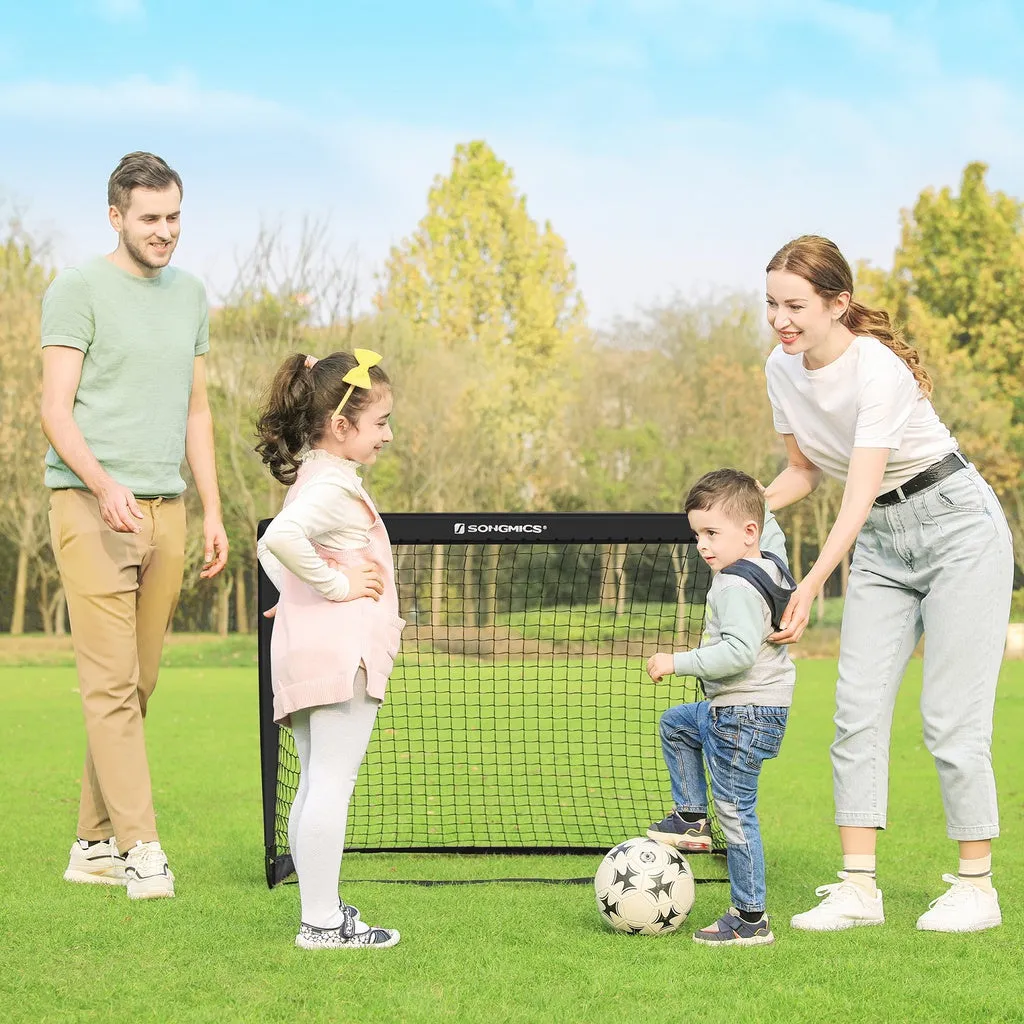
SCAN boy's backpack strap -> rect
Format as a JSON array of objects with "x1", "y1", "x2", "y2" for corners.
[{"x1": 719, "y1": 551, "x2": 797, "y2": 632}]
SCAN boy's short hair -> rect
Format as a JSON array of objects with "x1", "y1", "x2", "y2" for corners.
[{"x1": 685, "y1": 469, "x2": 765, "y2": 531}]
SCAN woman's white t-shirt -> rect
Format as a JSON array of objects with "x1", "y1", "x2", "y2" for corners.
[{"x1": 765, "y1": 336, "x2": 957, "y2": 494}]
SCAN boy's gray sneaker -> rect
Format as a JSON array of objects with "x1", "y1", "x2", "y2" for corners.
[
  {"x1": 647, "y1": 811, "x2": 712, "y2": 852},
  {"x1": 693, "y1": 908, "x2": 775, "y2": 946}
]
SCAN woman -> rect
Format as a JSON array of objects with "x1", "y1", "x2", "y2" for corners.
[{"x1": 761, "y1": 235, "x2": 1013, "y2": 934}]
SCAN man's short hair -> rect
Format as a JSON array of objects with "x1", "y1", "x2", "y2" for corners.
[
  {"x1": 684, "y1": 468, "x2": 765, "y2": 531},
  {"x1": 108, "y1": 152, "x2": 183, "y2": 212}
]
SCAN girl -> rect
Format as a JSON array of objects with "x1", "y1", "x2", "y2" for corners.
[
  {"x1": 255, "y1": 349, "x2": 404, "y2": 950},
  {"x1": 762, "y1": 236, "x2": 1013, "y2": 934}
]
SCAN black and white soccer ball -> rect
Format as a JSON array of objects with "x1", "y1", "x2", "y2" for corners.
[{"x1": 594, "y1": 837, "x2": 696, "y2": 935}]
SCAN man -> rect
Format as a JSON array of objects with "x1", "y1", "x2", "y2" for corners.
[{"x1": 40, "y1": 151, "x2": 228, "y2": 899}]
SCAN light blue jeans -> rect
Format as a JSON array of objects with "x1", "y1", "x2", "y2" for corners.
[
  {"x1": 833, "y1": 464, "x2": 1014, "y2": 839},
  {"x1": 659, "y1": 701, "x2": 788, "y2": 913}
]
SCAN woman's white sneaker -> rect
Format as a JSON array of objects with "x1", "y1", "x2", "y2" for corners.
[
  {"x1": 790, "y1": 872, "x2": 885, "y2": 931},
  {"x1": 63, "y1": 838, "x2": 127, "y2": 886},
  {"x1": 124, "y1": 841, "x2": 175, "y2": 899},
  {"x1": 916, "y1": 874, "x2": 1001, "y2": 933}
]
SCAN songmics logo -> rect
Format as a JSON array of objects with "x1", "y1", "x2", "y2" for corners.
[{"x1": 453, "y1": 523, "x2": 547, "y2": 534}]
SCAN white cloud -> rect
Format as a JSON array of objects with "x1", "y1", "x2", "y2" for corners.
[
  {"x1": 3, "y1": 67, "x2": 1022, "y2": 325},
  {"x1": 558, "y1": 36, "x2": 647, "y2": 71},
  {"x1": 0, "y1": 72, "x2": 293, "y2": 124},
  {"x1": 94, "y1": 0, "x2": 144, "y2": 22}
]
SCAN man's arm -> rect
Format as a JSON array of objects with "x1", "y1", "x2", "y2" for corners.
[
  {"x1": 185, "y1": 355, "x2": 228, "y2": 579},
  {"x1": 40, "y1": 346, "x2": 144, "y2": 533}
]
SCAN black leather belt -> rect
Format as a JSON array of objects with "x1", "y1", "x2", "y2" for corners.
[{"x1": 874, "y1": 451, "x2": 969, "y2": 507}]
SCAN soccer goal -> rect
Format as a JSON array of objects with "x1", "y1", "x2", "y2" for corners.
[{"x1": 257, "y1": 512, "x2": 718, "y2": 887}]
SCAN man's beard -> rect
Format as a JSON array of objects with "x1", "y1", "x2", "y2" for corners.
[{"x1": 122, "y1": 232, "x2": 174, "y2": 271}]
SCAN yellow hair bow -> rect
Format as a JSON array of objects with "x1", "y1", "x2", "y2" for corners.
[{"x1": 333, "y1": 349, "x2": 383, "y2": 417}]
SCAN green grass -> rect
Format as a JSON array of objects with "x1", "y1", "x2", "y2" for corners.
[
  {"x1": 1, "y1": 657, "x2": 1022, "y2": 1023},
  {"x1": 322, "y1": 656, "x2": 706, "y2": 851},
  {"x1": 495, "y1": 604, "x2": 705, "y2": 644}
]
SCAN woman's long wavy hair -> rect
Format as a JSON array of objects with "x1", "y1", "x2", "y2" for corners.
[
  {"x1": 255, "y1": 351, "x2": 391, "y2": 485},
  {"x1": 767, "y1": 235, "x2": 932, "y2": 397}
]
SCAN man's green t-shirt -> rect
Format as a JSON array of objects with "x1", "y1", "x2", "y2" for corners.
[{"x1": 41, "y1": 256, "x2": 210, "y2": 497}]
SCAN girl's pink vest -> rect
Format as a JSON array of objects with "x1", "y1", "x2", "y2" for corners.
[{"x1": 269, "y1": 456, "x2": 405, "y2": 725}]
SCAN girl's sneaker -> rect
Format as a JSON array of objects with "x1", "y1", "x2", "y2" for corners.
[
  {"x1": 693, "y1": 908, "x2": 775, "y2": 946},
  {"x1": 647, "y1": 811, "x2": 712, "y2": 852},
  {"x1": 295, "y1": 917, "x2": 400, "y2": 950},
  {"x1": 63, "y1": 838, "x2": 127, "y2": 886}
]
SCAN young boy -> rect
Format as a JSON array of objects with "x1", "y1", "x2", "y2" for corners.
[{"x1": 646, "y1": 468, "x2": 796, "y2": 947}]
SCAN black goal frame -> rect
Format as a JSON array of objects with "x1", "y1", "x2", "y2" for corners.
[{"x1": 258, "y1": 511, "x2": 717, "y2": 888}]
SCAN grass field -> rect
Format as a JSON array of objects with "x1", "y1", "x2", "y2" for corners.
[{"x1": 1, "y1": 641, "x2": 1022, "y2": 1024}]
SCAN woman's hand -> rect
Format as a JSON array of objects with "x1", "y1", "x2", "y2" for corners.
[{"x1": 769, "y1": 581, "x2": 817, "y2": 644}]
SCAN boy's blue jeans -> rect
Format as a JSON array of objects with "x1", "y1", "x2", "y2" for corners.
[{"x1": 659, "y1": 701, "x2": 788, "y2": 914}]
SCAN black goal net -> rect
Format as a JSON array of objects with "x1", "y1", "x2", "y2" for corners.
[{"x1": 258, "y1": 513, "x2": 717, "y2": 886}]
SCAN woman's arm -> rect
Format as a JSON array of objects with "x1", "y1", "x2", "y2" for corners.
[
  {"x1": 763, "y1": 434, "x2": 823, "y2": 512},
  {"x1": 770, "y1": 446, "x2": 890, "y2": 643}
]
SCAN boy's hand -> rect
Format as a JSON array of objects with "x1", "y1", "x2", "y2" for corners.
[{"x1": 646, "y1": 653, "x2": 675, "y2": 683}]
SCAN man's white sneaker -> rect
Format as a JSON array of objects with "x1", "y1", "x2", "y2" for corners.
[
  {"x1": 916, "y1": 874, "x2": 1001, "y2": 933},
  {"x1": 124, "y1": 841, "x2": 175, "y2": 900},
  {"x1": 790, "y1": 872, "x2": 885, "y2": 931},
  {"x1": 63, "y1": 838, "x2": 126, "y2": 886}
]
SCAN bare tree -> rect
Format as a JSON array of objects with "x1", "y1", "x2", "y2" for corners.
[{"x1": 0, "y1": 220, "x2": 55, "y2": 634}]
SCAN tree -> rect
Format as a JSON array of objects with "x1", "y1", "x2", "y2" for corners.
[
  {"x1": 565, "y1": 294, "x2": 785, "y2": 617},
  {"x1": 861, "y1": 165, "x2": 1024, "y2": 570},
  {"x1": 198, "y1": 224, "x2": 360, "y2": 635},
  {"x1": 0, "y1": 222, "x2": 56, "y2": 634},
  {"x1": 377, "y1": 140, "x2": 588, "y2": 512},
  {"x1": 894, "y1": 162, "x2": 1024, "y2": 392}
]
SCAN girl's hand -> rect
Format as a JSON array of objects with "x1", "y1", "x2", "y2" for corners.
[
  {"x1": 263, "y1": 604, "x2": 277, "y2": 619},
  {"x1": 770, "y1": 581, "x2": 816, "y2": 644},
  {"x1": 646, "y1": 652, "x2": 675, "y2": 683},
  {"x1": 341, "y1": 562, "x2": 385, "y2": 601}
]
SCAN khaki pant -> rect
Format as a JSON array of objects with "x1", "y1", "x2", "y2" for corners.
[{"x1": 49, "y1": 488, "x2": 186, "y2": 850}]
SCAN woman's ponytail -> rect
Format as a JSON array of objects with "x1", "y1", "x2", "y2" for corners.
[{"x1": 842, "y1": 300, "x2": 933, "y2": 397}]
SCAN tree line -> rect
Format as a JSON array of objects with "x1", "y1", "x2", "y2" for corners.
[{"x1": 0, "y1": 143, "x2": 1021, "y2": 635}]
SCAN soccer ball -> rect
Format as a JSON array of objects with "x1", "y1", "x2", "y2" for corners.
[{"x1": 594, "y1": 837, "x2": 695, "y2": 935}]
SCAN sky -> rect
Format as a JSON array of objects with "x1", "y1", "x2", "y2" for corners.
[{"x1": 2, "y1": 0, "x2": 1023, "y2": 324}]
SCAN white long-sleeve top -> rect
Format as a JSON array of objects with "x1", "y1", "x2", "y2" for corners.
[{"x1": 257, "y1": 450, "x2": 374, "y2": 602}]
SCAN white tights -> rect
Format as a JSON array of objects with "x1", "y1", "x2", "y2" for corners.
[{"x1": 287, "y1": 669, "x2": 380, "y2": 929}]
